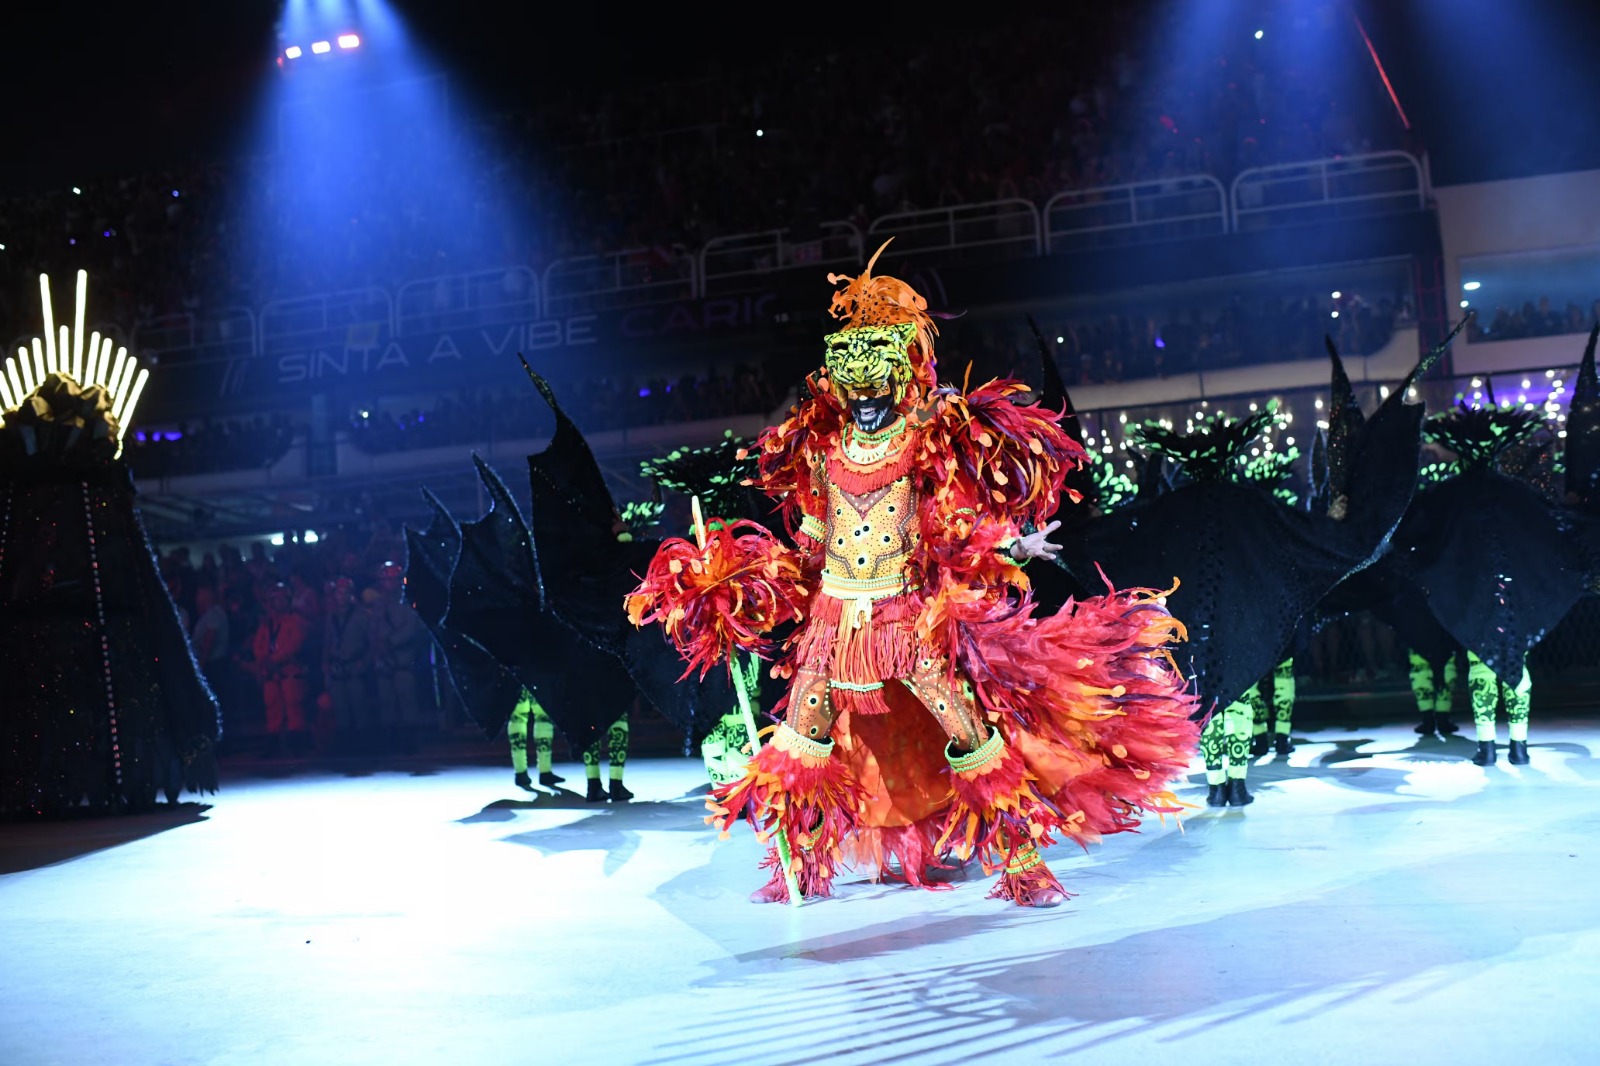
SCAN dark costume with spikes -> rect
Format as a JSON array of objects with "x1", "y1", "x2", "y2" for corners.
[
  {"x1": 407, "y1": 375, "x2": 741, "y2": 799},
  {"x1": 1385, "y1": 329, "x2": 1600, "y2": 765},
  {"x1": 1, "y1": 376, "x2": 219, "y2": 819},
  {"x1": 1033, "y1": 323, "x2": 1463, "y2": 805}
]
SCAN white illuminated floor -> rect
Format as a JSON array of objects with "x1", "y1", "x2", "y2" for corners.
[{"x1": 4, "y1": 720, "x2": 1600, "y2": 1066}]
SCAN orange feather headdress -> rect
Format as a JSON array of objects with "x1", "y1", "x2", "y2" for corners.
[{"x1": 825, "y1": 238, "x2": 939, "y2": 398}]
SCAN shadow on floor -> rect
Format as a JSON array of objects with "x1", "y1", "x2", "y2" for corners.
[
  {"x1": 0, "y1": 802, "x2": 213, "y2": 875},
  {"x1": 644, "y1": 847, "x2": 1598, "y2": 1065}
]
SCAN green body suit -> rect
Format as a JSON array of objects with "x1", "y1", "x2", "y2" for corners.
[
  {"x1": 508, "y1": 688, "x2": 556, "y2": 776},
  {"x1": 1407, "y1": 649, "x2": 1460, "y2": 736},
  {"x1": 1467, "y1": 651, "x2": 1531, "y2": 744},
  {"x1": 1201, "y1": 683, "x2": 1264, "y2": 804},
  {"x1": 701, "y1": 652, "x2": 760, "y2": 786}
]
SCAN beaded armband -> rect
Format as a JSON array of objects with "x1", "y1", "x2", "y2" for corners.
[{"x1": 798, "y1": 513, "x2": 826, "y2": 543}]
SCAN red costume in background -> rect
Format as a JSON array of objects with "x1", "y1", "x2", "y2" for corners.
[
  {"x1": 254, "y1": 584, "x2": 310, "y2": 738},
  {"x1": 629, "y1": 245, "x2": 1200, "y2": 905}
]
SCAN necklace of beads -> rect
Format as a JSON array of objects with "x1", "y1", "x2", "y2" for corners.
[{"x1": 843, "y1": 418, "x2": 906, "y2": 464}]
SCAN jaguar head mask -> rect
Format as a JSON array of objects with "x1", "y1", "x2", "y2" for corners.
[{"x1": 822, "y1": 238, "x2": 938, "y2": 430}]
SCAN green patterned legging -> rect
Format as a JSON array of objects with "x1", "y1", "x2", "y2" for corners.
[
  {"x1": 701, "y1": 651, "x2": 760, "y2": 785},
  {"x1": 701, "y1": 712, "x2": 749, "y2": 785},
  {"x1": 508, "y1": 690, "x2": 556, "y2": 774},
  {"x1": 1466, "y1": 652, "x2": 1531, "y2": 743},
  {"x1": 1407, "y1": 650, "x2": 1458, "y2": 717},
  {"x1": 583, "y1": 716, "x2": 630, "y2": 782},
  {"x1": 1201, "y1": 684, "x2": 1263, "y2": 784},
  {"x1": 1251, "y1": 659, "x2": 1296, "y2": 738}
]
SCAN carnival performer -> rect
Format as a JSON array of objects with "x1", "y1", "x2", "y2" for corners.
[
  {"x1": 0, "y1": 271, "x2": 219, "y2": 817},
  {"x1": 1249, "y1": 659, "x2": 1297, "y2": 758},
  {"x1": 1392, "y1": 391, "x2": 1590, "y2": 766},
  {"x1": 507, "y1": 687, "x2": 563, "y2": 791},
  {"x1": 628, "y1": 242, "x2": 1201, "y2": 906}
]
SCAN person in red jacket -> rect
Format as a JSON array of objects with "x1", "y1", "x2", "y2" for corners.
[{"x1": 251, "y1": 581, "x2": 311, "y2": 757}]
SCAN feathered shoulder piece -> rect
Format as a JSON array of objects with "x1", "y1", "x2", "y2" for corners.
[
  {"x1": 1424, "y1": 403, "x2": 1543, "y2": 469},
  {"x1": 746, "y1": 371, "x2": 844, "y2": 534},
  {"x1": 917, "y1": 375, "x2": 1084, "y2": 526},
  {"x1": 1129, "y1": 408, "x2": 1272, "y2": 482}
]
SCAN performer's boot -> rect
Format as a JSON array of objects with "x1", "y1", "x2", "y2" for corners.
[
  {"x1": 707, "y1": 725, "x2": 863, "y2": 904},
  {"x1": 538, "y1": 771, "x2": 565, "y2": 787},
  {"x1": 513, "y1": 770, "x2": 536, "y2": 792},
  {"x1": 609, "y1": 780, "x2": 634, "y2": 802},
  {"x1": 1507, "y1": 739, "x2": 1530, "y2": 765},
  {"x1": 1435, "y1": 714, "x2": 1460, "y2": 736},
  {"x1": 937, "y1": 728, "x2": 1072, "y2": 908},
  {"x1": 1415, "y1": 711, "x2": 1437, "y2": 737},
  {"x1": 1472, "y1": 740, "x2": 1497, "y2": 766},
  {"x1": 586, "y1": 777, "x2": 607, "y2": 802},
  {"x1": 1225, "y1": 777, "x2": 1254, "y2": 806},
  {"x1": 1273, "y1": 734, "x2": 1294, "y2": 756},
  {"x1": 1249, "y1": 734, "x2": 1271, "y2": 758},
  {"x1": 986, "y1": 844, "x2": 1068, "y2": 908},
  {"x1": 1206, "y1": 783, "x2": 1228, "y2": 807}
]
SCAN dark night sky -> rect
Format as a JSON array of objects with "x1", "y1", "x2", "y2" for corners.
[{"x1": 2, "y1": 1, "x2": 1598, "y2": 191}]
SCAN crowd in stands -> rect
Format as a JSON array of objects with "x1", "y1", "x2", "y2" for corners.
[
  {"x1": 2, "y1": 4, "x2": 1401, "y2": 328},
  {"x1": 1466, "y1": 298, "x2": 1600, "y2": 343},
  {"x1": 346, "y1": 362, "x2": 782, "y2": 453},
  {"x1": 160, "y1": 519, "x2": 442, "y2": 756},
  {"x1": 124, "y1": 413, "x2": 302, "y2": 479},
  {"x1": 116, "y1": 281, "x2": 1411, "y2": 477},
  {"x1": 951, "y1": 286, "x2": 1411, "y2": 386}
]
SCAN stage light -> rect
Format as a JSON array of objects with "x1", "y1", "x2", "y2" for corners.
[
  {"x1": 306, "y1": 531, "x2": 321, "y2": 544},
  {"x1": 755, "y1": 129, "x2": 764, "y2": 137},
  {"x1": 1460, "y1": 300, "x2": 1470, "y2": 308},
  {"x1": 1254, "y1": 30, "x2": 1264, "y2": 39},
  {"x1": 1331, "y1": 310, "x2": 1339, "y2": 318},
  {"x1": 1056, "y1": 336, "x2": 1064, "y2": 344},
  {"x1": 338, "y1": 33, "x2": 360, "y2": 49},
  {"x1": 1331, "y1": 290, "x2": 1341, "y2": 299},
  {"x1": 270, "y1": 533, "x2": 285, "y2": 546},
  {"x1": 312, "y1": 40, "x2": 331, "y2": 54},
  {"x1": 1463, "y1": 280, "x2": 1481, "y2": 291},
  {"x1": 286, "y1": 45, "x2": 303, "y2": 58}
]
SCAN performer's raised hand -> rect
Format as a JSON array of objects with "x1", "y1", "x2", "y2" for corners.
[{"x1": 1010, "y1": 519, "x2": 1063, "y2": 562}]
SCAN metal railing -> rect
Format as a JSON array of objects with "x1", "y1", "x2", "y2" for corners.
[
  {"x1": 1044, "y1": 175, "x2": 1228, "y2": 254},
  {"x1": 542, "y1": 245, "x2": 698, "y2": 316},
  {"x1": 868, "y1": 198, "x2": 1041, "y2": 261},
  {"x1": 1231, "y1": 150, "x2": 1426, "y2": 231},
  {"x1": 259, "y1": 287, "x2": 394, "y2": 356},
  {"x1": 124, "y1": 152, "x2": 1429, "y2": 368},
  {"x1": 132, "y1": 308, "x2": 257, "y2": 367},
  {"x1": 699, "y1": 222, "x2": 864, "y2": 295},
  {"x1": 396, "y1": 266, "x2": 539, "y2": 336}
]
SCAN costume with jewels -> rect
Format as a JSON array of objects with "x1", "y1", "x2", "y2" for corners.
[
  {"x1": 1384, "y1": 326, "x2": 1600, "y2": 766},
  {"x1": 0, "y1": 272, "x2": 219, "y2": 819},
  {"x1": 628, "y1": 248, "x2": 1200, "y2": 906},
  {"x1": 405, "y1": 372, "x2": 737, "y2": 800}
]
